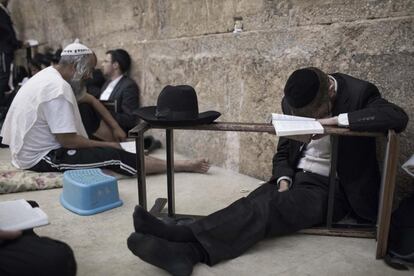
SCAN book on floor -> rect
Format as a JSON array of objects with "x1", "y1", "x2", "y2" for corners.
[
  {"x1": 271, "y1": 113, "x2": 324, "y2": 136},
  {"x1": 0, "y1": 199, "x2": 49, "y2": 231}
]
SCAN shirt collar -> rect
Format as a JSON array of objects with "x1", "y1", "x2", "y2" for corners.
[
  {"x1": 108, "y1": 75, "x2": 123, "y2": 88},
  {"x1": 328, "y1": 75, "x2": 338, "y2": 93},
  {"x1": 0, "y1": 4, "x2": 10, "y2": 16}
]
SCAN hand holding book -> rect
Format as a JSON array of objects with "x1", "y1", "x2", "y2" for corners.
[
  {"x1": 317, "y1": 116, "x2": 339, "y2": 126},
  {"x1": 0, "y1": 229, "x2": 23, "y2": 240},
  {"x1": 271, "y1": 113, "x2": 324, "y2": 137},
  {"x1": 0, "y1": 199, "x2": 49, "y2": 231}
]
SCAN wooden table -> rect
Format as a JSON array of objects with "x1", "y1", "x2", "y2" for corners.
[{"x1": 129, "y1": 122, "x2": 399, "y2": 259}]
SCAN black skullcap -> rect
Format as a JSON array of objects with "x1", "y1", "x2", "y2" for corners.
[{"x1": 284, "y1": 68, "x2": 320, "y2": 108}]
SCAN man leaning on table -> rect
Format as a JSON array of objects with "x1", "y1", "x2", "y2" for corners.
[{"x1": 127, "y1": 67, "x2": 409, "y2": 276}]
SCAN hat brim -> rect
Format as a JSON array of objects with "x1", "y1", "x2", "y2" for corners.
[{"x1": 136, "y1": 106, "x2": 221, "y2": 126}]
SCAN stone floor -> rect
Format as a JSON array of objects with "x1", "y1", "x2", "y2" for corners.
[{"x1": 0, "y1": 148, "x2": 411, "y2": 276}]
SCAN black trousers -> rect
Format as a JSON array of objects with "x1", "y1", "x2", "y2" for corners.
[
  {"x1": 0, "y1": 51, "x2": 13, "y2": 106},
  {"x1": 0, "y1": 230, "x2": 76, "y2": 276},
  {"x1": 190, "y1": 171, "x2": 351, "y2": 265},
  {"x1": 78, "y1": 102, "x2": 101, "y2": 138},
  {"x1": 30, "y1": 147, "x2": 137, "y2": 176}
]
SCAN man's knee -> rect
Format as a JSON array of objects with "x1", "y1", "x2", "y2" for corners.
[
  {"x1": 0, "y1": 235, "x2": 76, "y2": 276},
  {"x1": 37, "y1": 237, "x2": 77, "y2": 276}
]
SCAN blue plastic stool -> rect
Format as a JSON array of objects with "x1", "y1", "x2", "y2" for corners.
[{"x1": 60, "y1": 169, "x2": 123, "y2": 215}]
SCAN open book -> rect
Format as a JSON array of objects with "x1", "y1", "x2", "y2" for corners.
[
  {"x1": 120, "y1": 141, "x2": 136, "y2": 154},
  {"x1": 271, "y1": 113, "x2": 324, "y2": 136},
  {"x1": 0, "y1": 199, "x2": 49, "y2": 231},
  {"x1": 402, "y1": 154, "x2": 414, "y2": 178}
]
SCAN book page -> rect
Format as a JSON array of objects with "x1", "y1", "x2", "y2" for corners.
[
  {"x1": 0, "y1": 199, "x2": 49, "y2": 231},
  {"x1": 402, "y1": 154, "x2": 414, "y2": 177},
  {"x1": 272, "y1": 120, "x2": 324, "y2": 136},
  {"x1": 271, "y1": 113, "x2": 315, "y2": 121},
  {"x1": 120, "y1": 141, "x2": 136, "y2": 154}
]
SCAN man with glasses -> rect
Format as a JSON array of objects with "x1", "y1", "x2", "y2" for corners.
[
  {"x1": 79, "y1": 49, "x2": 140, "y2": 141},
  {"x1": 127, "y1": 67, "x2": 408, "y2": 276}
]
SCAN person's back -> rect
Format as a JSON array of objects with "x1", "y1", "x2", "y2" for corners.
[{"x1": 1, "y1": 66, "x2": 86, "y2": 169}]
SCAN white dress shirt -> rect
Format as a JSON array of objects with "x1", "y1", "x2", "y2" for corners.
[{"x1": 100, "y1": 75, "x2": 123, "y2": 101}]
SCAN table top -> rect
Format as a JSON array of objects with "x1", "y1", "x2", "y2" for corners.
[{"x1": 129, "y1": 121, "x2": 385, "y2": 138}]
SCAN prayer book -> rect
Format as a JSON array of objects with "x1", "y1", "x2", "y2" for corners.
[
  {"x1": 271, "y1": 113, "x2": 324, "y2": 136},
  {"x1": 402, "y1": 154, "x2": 414, "y2": 178},
  {"x1": 0, "y1": 199, "x2": 49, "y2": 231}
]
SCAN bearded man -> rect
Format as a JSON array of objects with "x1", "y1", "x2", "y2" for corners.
[{"x1": 0, "y1": 40, "x2": 210, "y2": 176}]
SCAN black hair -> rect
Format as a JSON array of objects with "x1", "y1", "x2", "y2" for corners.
[
  {"x1": 33, "y1": 53, "x2": 51, "y2": 67},
  {"x1": 51, "y1": 48, "x2": 62, "y2": 64},
  {"x1": 106, "y1": 49, "x2": 131, "y2": 74},
  {"x1": 29, "y1": 58, "x2": 41, "y2": 69},
  {"x1": 85, "y1": 68, "x2": 106, "y2": 98}
]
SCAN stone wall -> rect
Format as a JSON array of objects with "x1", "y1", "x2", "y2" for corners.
[{"x1": 9, "y1": 0, "x2": 414, "y2": 193}]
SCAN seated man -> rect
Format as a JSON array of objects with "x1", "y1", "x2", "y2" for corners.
[
  {"x1": 100, "y1": 49, "x2": 139, "y2": 132},
  {"x1": 127, "y1": 67, "x2": 409, "y2": 275},
  {"x1": 0, "y1": 201, "x2": 76, "y2": 276},
  {"x1": 0, "y1": 40, "x2": 209, "y2": 176},
  {"x1": 79, "y1": 49, "x2": 140, "y2": 140}
]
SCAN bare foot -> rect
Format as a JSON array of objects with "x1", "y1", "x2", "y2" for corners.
[{"x1": 175, "y1": 159, "x2": 210, "y2": 173}]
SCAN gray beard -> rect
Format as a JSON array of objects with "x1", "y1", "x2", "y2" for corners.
[{"x1": 69, "y1": 79, "x2": 86, "y2": 101}]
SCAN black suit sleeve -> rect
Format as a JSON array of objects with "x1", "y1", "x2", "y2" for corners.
[
  {"x1": 347, "y1": 83, "x2": 408, "y2": 133},
  {"x1": 270, "y1": 99, "x2": 297, "y2": 182},
  {"x1": 112, "y1": 80, "x2": 140, "y2": 131},
  {"x1": 0, "y1": 10, "x2": 21, "y2": 52}
]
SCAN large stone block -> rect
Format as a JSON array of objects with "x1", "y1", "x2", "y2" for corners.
[
  {"x1": 10, "y1": 0, "x2": 414, "y2": 46},
  {"x1": 7, "y1": 0, "x2": 414, "y2": 190}
]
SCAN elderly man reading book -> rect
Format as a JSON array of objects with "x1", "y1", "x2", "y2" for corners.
[
  {"x1": 127, "y1": 67, "x2": 408, "y2": 276},
  {"x1": 0, "y1": 40, "x2": 210, "y2": 176}
]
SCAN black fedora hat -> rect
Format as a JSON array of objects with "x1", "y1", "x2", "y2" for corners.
[{"x1": 136, "y1": 85, "x2": 221, "y2": 126}]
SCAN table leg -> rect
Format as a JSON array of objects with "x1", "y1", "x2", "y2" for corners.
[
  {"x1": 376, "y1": 130, "x2": 399, "y2": 259},
  {"x1": 166, "y1": 129, "x2": 175, "y2": 216},
  {"x1": 326, "y1": 135, "x2": 338, "y2": 228},
  {"x1": 136, "y1": 131, "x2": 147, "y2": 210}
]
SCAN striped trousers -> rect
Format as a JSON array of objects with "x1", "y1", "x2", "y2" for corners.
[{"x1": 29, "y1": 147, "x2": 137, "y2": 176}]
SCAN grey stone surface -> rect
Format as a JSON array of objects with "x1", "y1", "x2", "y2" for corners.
[{"x1": 8, "y1": 0, "x2": 414, "y2": 191}]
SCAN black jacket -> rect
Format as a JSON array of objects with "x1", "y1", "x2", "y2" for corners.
[
  {"x1": 100, "y1": 75, "x2": 140, "y2": 132},
  {"x1": 0, "y1": 7, "x2": 20, "y2": 53},
  {"x1": 271, "y1": 73, "x2": 409, "y2": 221}
]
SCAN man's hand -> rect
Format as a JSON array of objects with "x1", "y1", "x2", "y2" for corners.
[
  {"x1": 107, "y1": 142, "x2": 122, "y2": 150},
  {"x1": 112, "y1": 127, "x2": 127, "y2": 142},
  {"x1": 0, "y1": 229, "x2": 23, "y2": 240},
  {"x1": 317, "y1": 116, "x2": 338, "y2": 126},
  {"x1": 278, "y1": 180, "x2": 290, "y2": 192}
]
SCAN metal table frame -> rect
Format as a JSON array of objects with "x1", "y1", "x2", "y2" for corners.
[{"x1": 129, "y1": 121, "x2": 399, "y2": 259}]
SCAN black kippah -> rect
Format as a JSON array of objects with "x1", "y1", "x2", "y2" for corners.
[{"x1": 284, "y1": 68, "x2": 320, "y2": 108}]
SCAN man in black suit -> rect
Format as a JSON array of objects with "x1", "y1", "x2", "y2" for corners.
[
  {"x1": 0, "y1": 0, "x2": 21, "y2": 106},
  {"x1": 127, "y1": 67, "x2": 409, "y2": 276},
  {"x1": 100, "y1": 48, "x2": 140, "y2": 132},
  {"x1": 80, "y1": 49, "x2": 140, "y2": 141}
]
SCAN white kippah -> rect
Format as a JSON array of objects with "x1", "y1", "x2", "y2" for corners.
[{"x1": 61, "y1": 38, "x2": 93, "y2": 56}]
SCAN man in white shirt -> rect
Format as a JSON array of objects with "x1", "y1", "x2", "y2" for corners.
[{"x1": 0, "y1": 41, "x2": 209, "y2": 176}]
